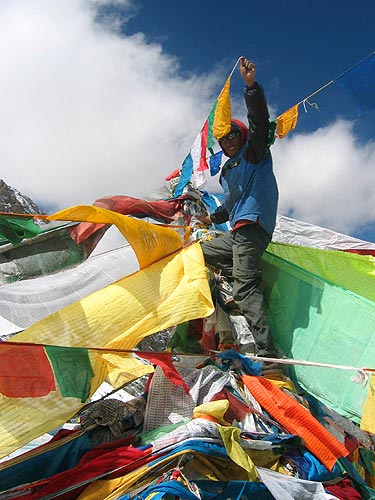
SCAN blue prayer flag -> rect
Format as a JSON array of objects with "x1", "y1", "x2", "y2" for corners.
[
  {"x1": 173, "y1": 153, "x2": 193, "y2": 197},
  {"x1": 209, "y1": 150, "x2": 223, "y2": 176},
  {"x1": 201, "y1": 192, "x2": 230, "y2": 232},
  {"x1": 334, "y1": 53, "x2": 375, "y2": 115}
]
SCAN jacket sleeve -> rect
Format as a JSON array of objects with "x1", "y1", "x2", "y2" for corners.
[{"x1": 243, "y1": 82, "x2": 270, "y2": 164}]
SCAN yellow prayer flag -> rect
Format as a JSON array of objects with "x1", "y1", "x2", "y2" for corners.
[
  {"x1": 212, "y1": 77, "x2": 232, "y2": 140},
  {"x1": 76, "y1": 465, "x2": 152, "y2": 500},
  {"x1": 0, "y1": 242, "x2": 214, "y2": 459},
  {"x1": 360, "y1": 373, "x2": 375, "y2": 434},
  {"x1": 218, "y1": 426, "x2": 258, "y2": 480},
  {"x1": 276, "y1": 104, "x2": 299, "y2": 138},
  {"x1": 48, "y1": 205, "x2": 183, "y2": 270},
  {"x1": 193, "y1": 399, "x2": 230, "y2": 425}
]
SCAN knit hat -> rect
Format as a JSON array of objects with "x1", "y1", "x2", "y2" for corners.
[{"x1": 220, "y1": 120, "x2": 248, "y2": 157}]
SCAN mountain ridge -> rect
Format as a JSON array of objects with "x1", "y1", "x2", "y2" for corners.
[{"x1": 0, "y1": 179, "x2": 43, "y2": 215}]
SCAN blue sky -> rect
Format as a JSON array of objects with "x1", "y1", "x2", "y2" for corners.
[
  {"x1": 0, "y1": 0, "x2": 374, "y2": 244},
  {"x1": 123, "y1": 1, "x2": 374, "y2": 132},
  {"x1": 122, "y1": 0, "x2": 375, "y2": 242}
]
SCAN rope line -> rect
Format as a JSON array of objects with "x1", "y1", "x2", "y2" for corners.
[
  {"x1": 3, "y1": 340, "x2": 373, "y2": 385},
  {"x1": 277, "y1": 50, "x2": 374, "y2": 119}
]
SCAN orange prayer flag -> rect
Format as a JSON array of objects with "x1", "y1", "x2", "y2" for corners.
[
  {"x1": 242, "y1": 375, "x2": 349, "y2": 470},
  {"x1": 276, "y1": 104, "x2": 299, "y2": 138}
]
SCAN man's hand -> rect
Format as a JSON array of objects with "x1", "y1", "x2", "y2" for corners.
[
  {"x1": 240, "y1": 56, "x2": 256, "y2": 87},
  {"x1": 195, "y1": 214, "x2": 212, "y2": 226}
]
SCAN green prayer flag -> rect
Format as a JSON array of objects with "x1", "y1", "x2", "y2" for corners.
[
  {"x1": 45, "y1": 345, "x2": 94, "y2": 402},
  {"x1": 262, "y1": 246, "x2": 375, "y2": 424},
  {"x1": 207, "y1": 101, "x2": 218, "y2": 151},
  {"x1": 167, "y1": 320, "x2": 202, "y2": 353},
  {"x1": 0, "y1": 215, "x2": 41, "y2": 244},
  {"x1": 359, "y1": 448, "x2": 375, "y2": 476}
]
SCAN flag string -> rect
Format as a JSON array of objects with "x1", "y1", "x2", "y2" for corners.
[
  {"x1": 2, "y1": 340, "x2": 373, "y2": 382},
  {"x1": 278, "y1": 50, "x2": 375, "y2": 119},
  {"x1": 228, "y1": 57, "x2": 241, "y2": 79},
  {"x1": 335, "y1": 51, "x2": 375, "y2": 80}
]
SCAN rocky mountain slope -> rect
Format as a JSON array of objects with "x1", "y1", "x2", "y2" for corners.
[{"x1": 0, "y1": 179, "x2": 43, "y2": 215}]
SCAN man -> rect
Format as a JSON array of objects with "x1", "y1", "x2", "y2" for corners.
[{"x1": 197, "y1": 56, "x2": 279, "y2": 360}]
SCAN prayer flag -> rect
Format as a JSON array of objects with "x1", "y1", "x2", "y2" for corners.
[
  {"x1": 48, "y1": 206, "x2": 183, "y2": 270},
  {"x1": 207, "y1": 102, "x2": 217, "y2": 151},
  {"x1": 199, "y1": 119, "x2": 209, "y2": 172},
  {"x1": 361, "y1": 374, "x2": 375, "y2": 434},
  {"x1": 209, "y1": 150, "x2": 223, "y2": 176},
  {"x1": 173, "y1": 132, "x2": 205, "y2": 197},
  {"x1": 276, "y1": 104, "x2": 299, "y2": 138},
  {"x1": 189, "y1": 130, "x2": 207, "y2": 186},
  {"x1": 174, "y1": 153, "x2": 193, "y2": 197},
  {"x1": 0, "y1": 215, "x2": 41, "y2": 244},
  {"x1": 212, "y1": 77, "x2": 232, "y2": 140},
  {"x1": 165, "y1": 168, "x2": 180, "y2": 181},
  {"x1": 334, "y1": 52, "x2": 375, "y2": 115},
  {"x1": 0, "y1": 344, "x2": 55, "y2": 398},
  {"x1": 45, "y1": 345, "x2": 95, "y2": 403},
  {"x1": 137, "y1": 352, "x2": 190, "y2": 394},
  {"x1": 173, "y1": 77, "x2": 232, "y2": 197},
  {"x1": 242, "y1": 375, "x2": 349, "y2": 470}
]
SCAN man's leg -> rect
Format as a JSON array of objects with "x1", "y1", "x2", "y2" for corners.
[
  {"x1": 200, "y1": 233, "x2": 237, "y2": 348},
  {"x1": 200, "y1": 232, "x2": 235, "y2": 281},
  {"x1": 231, "y1": 224, "x2": 275, "y2": 357}
]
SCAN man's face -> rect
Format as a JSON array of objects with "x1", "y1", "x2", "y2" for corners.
[{"x1": 219, "y1": 131, "x2": 242, "y2": 157}]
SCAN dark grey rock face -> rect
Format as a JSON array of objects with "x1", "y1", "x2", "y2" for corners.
[{"x1": 0, "y1": 179, "x2": 43, "y2": 215}]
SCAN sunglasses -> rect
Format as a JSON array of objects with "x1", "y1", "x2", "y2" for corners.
[{"x1": 219, "y1": 131, "x2": 240, "y2": 144}]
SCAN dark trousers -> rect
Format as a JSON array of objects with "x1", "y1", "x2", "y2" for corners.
[{"x1": 201, "y1": 224, "x2": 274, "y2": 357}]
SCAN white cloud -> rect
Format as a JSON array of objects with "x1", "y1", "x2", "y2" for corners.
[
  {"x1": 273, "y1": 119, "x2": 375, "y2": 234},
  {"x1": 1, "y1": 0, "x2": 375, "y2": 244},
  {"x1": 0, "y1": 0, "x2": 220, "y2": 210}
]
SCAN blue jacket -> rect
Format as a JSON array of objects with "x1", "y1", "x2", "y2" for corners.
[{"x1": 210, "y1": 83, "x2": 279, "y2": 237}]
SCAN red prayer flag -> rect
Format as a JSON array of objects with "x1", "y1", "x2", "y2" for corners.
[
  {"x1": 137, "y1": 352, "x2": 190, "y2": 394},
  {"x1": 198, "y1": 120, "x2": 209, "y2": 172},
  {"x1": 0, "y1": 343, "x2": 56, "y2": 398}
]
